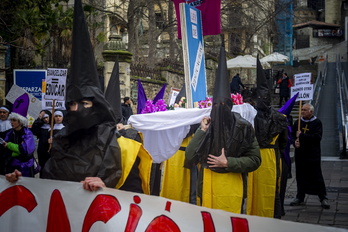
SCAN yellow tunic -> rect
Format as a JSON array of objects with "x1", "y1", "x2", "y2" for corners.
[
  {"x1": 160, "y1": 136, "x2": 192, "y2": 202},
  {"x1": 116, "y1": 136, "x2": 152, "y2": 194},
  {"x1": 247, "y1": 135, "x2": 278, "y2": 217},
  {"x1": 201, "y1": 169, "x2": 243, "y2": 213}
]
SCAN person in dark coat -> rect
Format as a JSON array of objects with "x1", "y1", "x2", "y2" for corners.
[
  {"x1": 230, "y1": 73, "x2": 245, "y2": 94},
  {"x1": 185, "y1": 45, "x2": 261, "y2": 214},
  {"x1": 40, "y1": 0, "x2": 122, "y2": 189},
  {"x1": 277, "y1": 93, "x2": 299, "y2": 217},
  {"x1": 277, "y1": 72, "x2": 292, "y2": 107},
  {"x1": 5, "y1": 0, "x2": 122, "y2": 192},
  {"x1": 290, "y1": 103, "x2": 330, "y2": 209},
  {"x1": 247, "y1": 56, "x2": 288, "y2": 218},
  {"x1": 31, "y1": 110, "x2": 51, "y2": 171},
  {"x1": 121, "y1": 97, "x2": 133, "y2": 123},
  {"x1": 47, "y1": 110, "x2": 65, "y2": 150}
]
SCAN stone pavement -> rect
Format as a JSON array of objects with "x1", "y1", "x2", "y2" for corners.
[{"x1": 282, "y1": 157, "x2": 348, "y2": 230}]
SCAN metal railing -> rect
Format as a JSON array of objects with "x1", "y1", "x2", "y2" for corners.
[
  {"x1": 130, "y1": 63, "x2": 162, "y2": 80},
  {"x1": 336, "y1": 55, "x2": 348, "y2": 158},
  {"x1": 310, "y1": 55, "x2": 328, "y2": 114}
]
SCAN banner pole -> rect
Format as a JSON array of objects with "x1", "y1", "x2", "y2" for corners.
[
  {"x1": 297, "y1": 100, "x2": 302, "y2": 132},
  {"x1": 48, "y1": 99, "x2": 56, "y2": 152}
]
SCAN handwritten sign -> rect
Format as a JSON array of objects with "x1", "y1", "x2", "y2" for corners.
[
  {"x1": 294, "y1": 72, "x2": 311, "y2": 86},
  {"x1": 291, "y1": 73, "x2": 313, "y2": 101},
  {"x1": 44, "y1": 68, "x2": 67, "y2": 101},
  {"x1": 42, "y1": 68, "x2": 67, "y2": 110}
]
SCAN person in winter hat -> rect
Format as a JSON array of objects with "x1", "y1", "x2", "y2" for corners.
[{"x1": 2, "y1": 93, "x2": 36, "y2": 177}]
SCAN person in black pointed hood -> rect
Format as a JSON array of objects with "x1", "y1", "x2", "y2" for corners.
[
  {"x1": 253, "y1": 55, "x2": 287, "y2": 147},
  {"x1": 246, "y1": 56, "x2": 288, "y2": 218},
  {"x1": 105, "y1": 56, "x2": 152, "y2": 194},
  {"x1": 184, "y1": 41, "x2": 261, "y2": 213},
  {"x1": 105, "y1": 55, "x2": 123, "y2": 125},
  {"x1": 40, "y1": 0, "x2": 122, "y2": 189},
  {"x1": 104, "y1": 56, "x2": 140, "y2": 143}
]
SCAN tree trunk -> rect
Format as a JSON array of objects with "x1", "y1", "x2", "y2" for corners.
[{"x1": 147, "y1": 1, "x2": 156, "y2": 68}]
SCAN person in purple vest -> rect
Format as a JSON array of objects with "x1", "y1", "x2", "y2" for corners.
[{"x1": 1, "y1": 93, "x2": 36, "y2": 177}]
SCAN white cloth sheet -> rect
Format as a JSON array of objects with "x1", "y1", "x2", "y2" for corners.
[
  {"x1": 128, "y1": 108, "x2": 211, "y2": 163},
  {"x1": 128, "y1": 104, "x2": 256, "y2": 163},
  {"x1": 232, "y1": 103, "x2": 257, "y2": 127}
]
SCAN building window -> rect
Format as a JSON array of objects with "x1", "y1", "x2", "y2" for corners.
[{"x1": 296, "y1": 35, "x2": 310, "y2": 49}]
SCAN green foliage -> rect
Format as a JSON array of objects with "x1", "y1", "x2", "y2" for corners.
[
  {"x1": 96, "y1": 32, "x2": 107, "y2": 43},
  {"x1": 0, "y1": 0, "x2": 72, "y2": 66}
]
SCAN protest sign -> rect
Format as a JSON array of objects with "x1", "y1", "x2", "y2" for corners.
[
  {"x1": 14, "y1": 69, "x2": 45, "y2": 101},
  {"x1": 6, "y1": 84, "x2": 41, "y2": 119},
  {"x1": 44, "y1": 68, "x2": 67, "y2": 101},
  {"x1": 0, "y1": 176, "x2": 343, "y2": 232},
  {"x1": 42, "y1": 68, "x2": 67, "y2": 110},
  {"x1": 291, "y1": 84, "x2": 314, "y2": 101},
  {"x1": 293, "y1": 72, "x2": 311, "y2": 86}
]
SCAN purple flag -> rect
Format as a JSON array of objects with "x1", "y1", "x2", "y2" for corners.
[
  {"x1": 153, "y1": 84, "x2": 167, "y2": 104},
  {"x1": 172, "y1": 0, "x2": 221, "y2": 39},
  {"x1": 137, "y1": 79, "x2": 147, "y2": 114}
]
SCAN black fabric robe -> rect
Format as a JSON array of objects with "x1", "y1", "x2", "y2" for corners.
[
  {"x1": 31, "y1": 119, "x2": 51, "y2": 169},
  {"x1": 278, "y1": 76, "x2": 291, "y2": 98},
  {"x1": 117, "y1": 128, "x2": 143, "y2": 193},
  {"x1": 292, "y1": 117, "x2": 327, "y2": 197},
  {"x1": 42, "y1": 123, "x2": 121, "y2": 188}
]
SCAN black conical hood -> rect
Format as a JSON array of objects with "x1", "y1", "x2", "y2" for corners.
[
  {"x1": 105, "y1": 56, "x2": 123, "y2": 124},
  {"x1": 175, "y1": 85, "x2": 186, "y2": 104},
  {"x1": 68, "y1": 0, "x2": 101, "y2": 102},
  {"x1": 63, "y1": 0, "x2": 116, "y2": 133},
  {"x1": 256, "y1": 55, "x2": 270, "y2": 99},
  {"x1": 213, "y1": 44, "x2": 233, "y2": 109}
]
